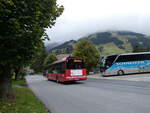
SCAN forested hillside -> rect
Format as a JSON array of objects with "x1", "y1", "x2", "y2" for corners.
[{"x1": 47, "y1": 31, "x2": 150, "y2": 55}]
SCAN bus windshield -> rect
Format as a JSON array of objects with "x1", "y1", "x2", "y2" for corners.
[
  {"x1": 100, "y1": 55, "x2": 117, "y2": 72},
  {"x1": 67, "y1": 59, "x2": 85, "y2": 69},
  {"x1": 102, "y1": 55, "x2": 117, "y2": 67}
]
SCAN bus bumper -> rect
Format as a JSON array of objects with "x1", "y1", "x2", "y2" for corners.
[{"x1": 64, "y1": 76, "x2": 87, "y2": 81}]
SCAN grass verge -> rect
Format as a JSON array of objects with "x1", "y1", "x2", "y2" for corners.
[{"x1": 0, "y1": 79, "x2": 48, "y2": 113}]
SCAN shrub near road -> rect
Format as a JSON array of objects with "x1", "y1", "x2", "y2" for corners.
[{"x1": 0, "y1": 80, "x2": 48, "y2": 113}]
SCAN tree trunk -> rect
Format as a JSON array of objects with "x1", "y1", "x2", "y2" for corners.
[
  {"x1": 20, "y1": 67, "x2": 25, "y2": 80},
  {"x1": 0, "y1": 65, "x2": 15, "y2": 99},
  {"x1": 14, "y1": 67, "x2": 21, "y2": 80},
  {"x1": 15, "y1": 72, "x2": 19, "y2": 80}
]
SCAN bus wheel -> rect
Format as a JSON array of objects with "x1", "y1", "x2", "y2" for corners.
[{"x1": 117, "y1": 70, "x2": 124, "y2": 76}]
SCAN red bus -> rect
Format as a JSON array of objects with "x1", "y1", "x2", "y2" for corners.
[{"x1": 44, "y1": 55, "x2": 87, "y2": 82}]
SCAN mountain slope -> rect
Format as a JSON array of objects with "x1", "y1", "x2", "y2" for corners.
[
  {"x1": 45, "y1": 42, "x2": 60, "y2": 52},
  {"x1": 49, "y1": 40, "x2": 76, "y2": 54},
  {"x1": 47, "y1": 31, "x2": 150, "y2": 55}
]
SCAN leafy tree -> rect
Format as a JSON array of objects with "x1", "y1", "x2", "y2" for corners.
[
  {"x1": 30, "y1": 46, "x2": 48, "y2": 73},
  {"x1": 13, "y1": 66, "x2": 26, "y2": 80},
  {"x1": 72, "y1": 40, "x2": 100, "y2": 73},
  {"x1": 98, "y1": 46, "x2": 104, "y2": 53},
  {"x1": 0, "y1": 0, "x2": 63, "y2": 99},
  {"x1": 43, "y1": 53, "x2": 57, "y2": 68}
]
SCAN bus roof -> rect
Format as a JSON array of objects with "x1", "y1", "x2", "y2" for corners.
[
  {"x1": 51, "y1": 54, "x2": 70, "y2": 65},
  {"x1": 50, "y1": 54, "x2": 84, "y2": 65},
  {"x1": 104, "y1": 52, "x2": 150, "y2": 58},
  {"x1": 120, "y1": 52, "x2": 150, "y2": 56}
]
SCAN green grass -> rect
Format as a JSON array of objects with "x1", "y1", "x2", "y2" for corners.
[
  {"x1": 100, "y1": 43, "x2": 126, "y2": 56},
  {"x1": 12, "y1": 79, "x2": 26, "y2": 85},
  {"x1": 0, "y1": 79, "x2": 48, "y2": 113},
  {"x1": 111, "y1": 33, "x2": 133, "y2": 52}
]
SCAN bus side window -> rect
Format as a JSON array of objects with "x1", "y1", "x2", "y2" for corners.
[
  {"x1": 125, "y1": 55, "x2": 131, "y2": 62},
  {"x1": 55, "y1": 62, "x2": 65, "y2": 73},
  {"x1": 58, "y1": 63, "x2": 63, "y2": 73},
  {"x1": 52, "y1": 66, "x2": 57, "y2": 73},
  {"x1": 52, "y1": 65, "x2": 57, "y2": 73},
  {"x1": 143, "y1": 54, "x2": 150, "y2": 60},
  {"x1": 147, "y1": 54, "x2": 150, "y2": 60},
  {"x1": 116, "y1": 56, "x2": 125, "y2": 62},
  {"x1": 48, "y1": 67, "x2": 52, "y2": 73},
  {"x1": 137, "y1": 54, "x2": 142, "y2": 61},
  {"x1": 61, "y1": 62, "x2": 65, "y2": 73}
]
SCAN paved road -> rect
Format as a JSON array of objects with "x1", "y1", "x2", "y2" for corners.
[
  {"x1": 89, "y1": 73, "x2": 150, "y2": 82},
  {"x1": 26, "y1": 75, "x2": 150, "y2": 113}
]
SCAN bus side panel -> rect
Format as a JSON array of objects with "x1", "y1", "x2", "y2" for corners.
[
  {"x1": 83, "y1": 69, "x2": 87, "y2": 77},
  {"x1": 106, "y1": 62, "x2": 139, "y2": 75},
  {"x1": 47, "y1": 73, "x2": 57, "y2": 80},
  {"x1": 142, "y1": 60, "x2": 150, "y2": 72},
  {"x1": 80, "y1": 69, "x2": 87, "y2": 80},
  {"x1": 104, "y1": 60, "x2": 150, "y2": 76},
  {"x1": 46, "y1": 73, "x2": 66, "y2": 82},
  {"x1": 46, "y1": 69, "x2": 87, "y2": 82},
  {"x1": 58, "y1": 74, "x2": 66, "y2": 82},
  {"x1": 103, "y1": 64, "x2": 118, "y2": 76},
  {"x1": 65, "y1": 69, "x2": 71, "y2": 77}
]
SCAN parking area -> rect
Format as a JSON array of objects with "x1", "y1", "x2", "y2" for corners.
[{"x1": 88, "y1": 73, "x2": 150, "y2": 82}]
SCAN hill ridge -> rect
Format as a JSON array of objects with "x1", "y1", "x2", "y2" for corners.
[{"x1": 47, "y1": 31, "x2": 150, "y2": 55}]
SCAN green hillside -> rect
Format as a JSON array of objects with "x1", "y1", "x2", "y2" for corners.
[
  {"x1": 98, "y1": 43, "x2": 127, "y2": 56},
  {"x1": 48, "y1": 31, "x2": 150, "y2": 56}
]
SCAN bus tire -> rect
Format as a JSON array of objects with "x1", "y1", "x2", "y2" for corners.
[{"x1": 117, "y1": 70, "x2": 124, "y2": 76}]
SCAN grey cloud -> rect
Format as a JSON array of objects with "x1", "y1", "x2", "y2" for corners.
[{"x1": 46, "y1": 13, "x2": 150, "y2": 43}]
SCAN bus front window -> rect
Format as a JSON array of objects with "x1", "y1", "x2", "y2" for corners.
[
  {"x1": 100, "y1": 58, "x2": 107, "y2": 72},
  {"x1": 100, "y1": 55, "x2": 117, "y2": 72},
  {"x1": 67, "y1": 59, "x2": 85, "y2": 69}
]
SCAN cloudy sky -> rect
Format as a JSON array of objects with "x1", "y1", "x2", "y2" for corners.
[{"x1": 46, "y1": 0, "x2": 150, "y2": 43}]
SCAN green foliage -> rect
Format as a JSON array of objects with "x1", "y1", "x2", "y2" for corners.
[
  {"x1": 0, "y1": 0, "x2": 63, "y2": 99},
  {"x1": 98, "y1": 43, "x2": 127, "y2": 56},
  {"x1": 0, "y1": 80, "x2": 48, "y2": 113},
  {"x1": 30, "y1": 47, "x2": 48, "y2": 73},
  {"x1": 0, "y1": 0, "x2": 64, "y2": 66},
  {"x1": 12, "y1": 79, "x2": 26, "y2": 85},
  {"x1": 72, "y1": 40, "x2": 100, "y2": 73},
  {"x1": 43, "y1": 53, "x2": 57, "y2": 68},
  {"x1": 19, "y1": 70, "x2": 26, "y2": 79},
  {"x1": 133, "y1": 45, "x2": 150, "y2": 53}
]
